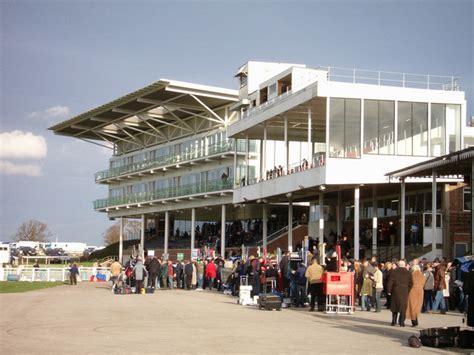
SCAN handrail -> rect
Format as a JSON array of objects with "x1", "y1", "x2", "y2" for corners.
[
  {"x1": 242, "y1": 80, "x2": 319, "y2": 120},
  {"x1": 95, "y1": 141, "x2": 235, "y2": 181},
  {"x1": 94, "y1": 178, "x2": 234, "y2": 209},
  {"x1": 256, "y1": 220, "x2": 299, "y2": 246},
  {"x1": 318, "y1": 66, "x2": 461, "y2": 91}
]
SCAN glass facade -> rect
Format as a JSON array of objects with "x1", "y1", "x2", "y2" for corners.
[
  {"x1": 108, "y1": 166, "x2": 233, "y2": 198},
  {"x1": 329, "y1": 98, "x2": 361, "y2": 158},
  {"x1": 397, "y1": 102, "x2": 428, "y2": 156},
  {"x1": 364, "y1": 100, "x2": 395, "y2": 155}
]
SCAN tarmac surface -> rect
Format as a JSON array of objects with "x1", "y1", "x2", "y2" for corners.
[{"x1": 0, "y1": 282, "x2": 471, "y2": 354}]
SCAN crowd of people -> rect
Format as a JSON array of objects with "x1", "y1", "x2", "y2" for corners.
[{"x1": 104, "y1": 245, "x2": 472, "y2": 329}]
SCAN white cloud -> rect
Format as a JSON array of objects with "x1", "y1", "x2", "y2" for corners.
[
  {"x1": 0, "y1": 160, "x2": 42, "y2": 176},
  {"x1": 27, "y1": 105, "x2": 70, "y2": 120},
  {"x1": 0, "y1": 130, "x2": 47, "y2": 160}
]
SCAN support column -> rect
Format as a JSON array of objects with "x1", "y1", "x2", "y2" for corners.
[
  {"x1": 263, "y1": 123, "x2": 267, "y2": 179},
  {"x1": 221, "y1": 205, "x2": 226, "y2": 257},
  {"x1": 140, "y1": 214, "x2": 145, "y2": 259},
  {"x1": 245, "y1": 135, "x2": 249, "y2": 185},
  {"x1": 284, "y1": 116, "x2": 289, "y2": 171},
  {"x1": 191, "y1": 208, "x2": 196, "y2": 252},
  {"x1": 354, "y1": 186, "x2": 360, "y2": 260},
  {"x1": 307, "y1": 108, "x2": 312, "y2": 160},
  {"x1": 372, "y1": 185, "x2": 378, "y2": 256},
  {"x1": 432, "y1": 171, "x2": 437, "y2": 254},
  {"x1": 119, "y1": 217, "x2": 124, "y2": 264},
  {"x1": 401, "y1": 180, "x2": 406, "y2": 259},
  {"x1": 337, "y1": 190, "x2": 342, "y2": 236},
  {"x1": 288, "y1": 197, "x2": 293, "y2": 252},
  {"x1": 262, "y1": 204, "x2": 268, "y2": 252},
  {"x1": 319, "y1": 192, "x2": 324, "y2": 244},
  {"x1": 164, "y1": 211, "x2": 169, "y2": 258}
]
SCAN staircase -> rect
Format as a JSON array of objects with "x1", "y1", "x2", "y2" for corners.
[{"x1": 366, "y1": 244, "x2": 442, "y2": 262}]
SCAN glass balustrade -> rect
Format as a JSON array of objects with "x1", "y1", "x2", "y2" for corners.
[
  {"x1": 95, "y1": 141, "x2": 235, "y2": 181},
  {"x1": 93, "y1": 178, "x2": 234, "y2": 209}
]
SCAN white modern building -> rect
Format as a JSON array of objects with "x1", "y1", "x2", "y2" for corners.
[{"x1": 50, "y1": 62, "x2": 472, "y2": 262}]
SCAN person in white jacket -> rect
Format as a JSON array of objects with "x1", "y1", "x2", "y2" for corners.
[{"x1": 372, "y1": 263, "x2": 384, "y2": 312}]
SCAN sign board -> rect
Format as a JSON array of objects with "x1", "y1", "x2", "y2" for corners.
[
  {"x1": 162, "y1": 253, "x2": 169, "y2": 261},
  {"x1": 191, "y1": 248, "x2": 199, "y2": 260},
  {"x1": 148, "y1": 250, "x2": 155, "y2": 257},
  {"x1": 177, "y1": 253, "x2": 184, "y2": 261}
]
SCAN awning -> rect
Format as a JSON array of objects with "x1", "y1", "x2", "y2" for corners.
[{"x1": 49, "y1": 79, "x2": 238, "y2": 147}]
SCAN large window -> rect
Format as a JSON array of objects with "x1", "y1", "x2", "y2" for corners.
[
  {"x1": 364, "y1": 100, "x2": 395, "y2": 155},
  {"x1": 464, "y1": 188, "x2": 472, "y2": 211},
  {"x1": 329, "y1": 98, "x2": 361, "y2": 158},
  {"x1": 430, "y1": 103, "x2": 446, "y2": 156},
  {"x1": 397, "y1": 102, "x2": 428, "y2": 156}
]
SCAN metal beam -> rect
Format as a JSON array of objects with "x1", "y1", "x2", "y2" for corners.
[{"x1": 189, "y1": 94, "x2": 225, "y2": 123}]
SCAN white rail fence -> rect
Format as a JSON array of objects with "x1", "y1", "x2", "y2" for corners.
[{"x1": 0, "y1": 267, "x2": 111, "y2": 282}]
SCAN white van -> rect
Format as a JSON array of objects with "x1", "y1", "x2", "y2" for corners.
[{"x1": 0, "y1": 243, "x2": 10, "y2": 266}]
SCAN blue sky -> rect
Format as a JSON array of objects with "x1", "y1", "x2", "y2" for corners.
[{"x1": 0, "y1": 0, "x2": 472, "y2": 246}]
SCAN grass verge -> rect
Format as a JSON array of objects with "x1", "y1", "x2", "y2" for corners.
[{"x1": 0, "y1": 281, "x2": 65, "y2": 293}]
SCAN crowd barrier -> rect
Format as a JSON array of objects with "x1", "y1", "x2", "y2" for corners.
[{"x1": 0, "y1": 267, "x2": 111, "y2": 282}]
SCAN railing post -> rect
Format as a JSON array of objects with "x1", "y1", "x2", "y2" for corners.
[
  {"x1": 353, "y1": 68, "x2": 356, "y2": 84},
  {"x1": 427, "y1": 75, "x2": 430, "y2": 89},
  {"x1": 47, "y1": 268, "x2": 51, "y2": 282},
  {"x1": 62, "y1": 267, "x2": 66, "y2": 282},
  {"x1": 402, "y1": 73, "x2": 405, "y2": 88}
]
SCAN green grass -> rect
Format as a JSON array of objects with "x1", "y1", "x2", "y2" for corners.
[{"x1": 0, "y1": 281, "x2": 65, "y2": 293}]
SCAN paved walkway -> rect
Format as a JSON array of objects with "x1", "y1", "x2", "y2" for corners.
[{"x1": 0, "y1": 283, "x2": 470, "y2": 354}]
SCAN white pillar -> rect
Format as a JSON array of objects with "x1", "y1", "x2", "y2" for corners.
[
  {"x1": 432, "y1": 171, "x2": 437, "y2": 254},
  {"x1": 354, "y1": 186, "x2": 360, "y2": 260},
  {"x1": 288, "y1": 197, "x2": 293, "y2": 252},
  {"x1": 191, "y1": 208, "x2": 196, "y2": 251},
  {"x1": 337, "y1": 190, "x2": 342, "y2": 236},
  {"x1": 401, "y1": 180, "x2": 406, "y2": 260},
  {"x1": 140, "y1": 214, "x2": 145, "y2": 259},
  {"x1": 221, "y1": 205, "x2": 226, "y2": 257},
  {"x1": 245, "y1": 135, "x2": 249, "y2": 185},
  {"x1": 233, "y1": 145, "x2": 237, "y2": 188},
  {"x1": 262, "y1": 204, "x2": 268, "y2": 252},
  {"x1": 263, "y1": 124, "x2": 267, "y2": 179},
  {"x1": 372, "y1": 185, "x2": 378, "y2": 256},
  {"x1": 319, "y1": 192, "x2": 324, "y2": 243},
  {"x1": 284, "y1": 115, "x2": 289, "y2": 170},
  {"x1": 308, "y1": 108, "x2": 312, "y2": 160},
  {"x1": 164, "y1": 211, "x2": 169, "y2": 257},
  {"x1": 119, "y1": 217, "x2": 124, "y2": 264}
]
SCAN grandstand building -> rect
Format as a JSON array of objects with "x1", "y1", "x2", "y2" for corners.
[{"x1": 50, "y1": 62, "x2": 473, "y2": 261}]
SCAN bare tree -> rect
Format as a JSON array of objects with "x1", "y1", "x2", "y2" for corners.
[
  {"x1": 103, "y1": 219, "x2": 143, "y2": 245},
  {"x1": 13, "y1": 220, "x2": 52, "y2": 242}
]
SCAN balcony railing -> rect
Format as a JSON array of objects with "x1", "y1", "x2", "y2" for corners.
[
  {"x1": 241, "y1": 153, "x2": 326, "y2": 187},
  {"x1": 95, "y1": 141, "x2": 235, "y2": 182},
  {"x1": 94, "y1": 179, "x2": 234, "y2": 210}
]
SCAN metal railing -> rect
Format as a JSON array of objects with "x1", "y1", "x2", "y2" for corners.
[
  {"x1": 0, "y1": 267, "x2": 111, "y2": 282},
  {"x1": 256, "y1": 220, "x2": 300, "y2": 246},
  {"x1": 242, "y1": 80, "x2": 319, "y2": 120},
  {"x1": 319, "y1": 66, "x2": 461, "y2": 91},
  {"x1": 95, "y1": 141, "x2": 235, "y2": 181},
  {"x1": 241, "y1": 153, "x2": 325, "y2": 187},
  {"x1": 94, "y1": 178, "x2": 234, "y2": 209}
]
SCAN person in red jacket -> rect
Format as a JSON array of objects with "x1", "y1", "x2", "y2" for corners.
[{"x1": 205, "y1": 259, "x2": 217, "y2": 290}]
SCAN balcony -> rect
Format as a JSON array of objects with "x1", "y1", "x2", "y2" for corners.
[
  {"x1": 95, "y1": 141, "x2": 235, "y2": 183},
  {"x1": 94, "y1": 178, "x2": 234, "y2": 210}
]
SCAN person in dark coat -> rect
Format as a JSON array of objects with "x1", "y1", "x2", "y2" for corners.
[
  {"x1": 387, "y1": 260, "x2": 413, "y2": 327},
  {"x1": 148, "y1": 256, "x2": 161, "y2": 288},
  {"x1": 184, "y1": 260, "x2": 194, "y2": 290}
]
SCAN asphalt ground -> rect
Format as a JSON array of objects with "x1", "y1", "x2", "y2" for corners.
[{"x1": 0, "y1": 282, "x2": 471, "y2": 354}]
